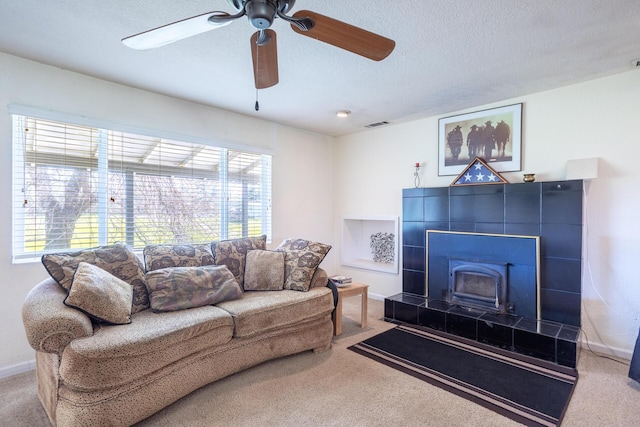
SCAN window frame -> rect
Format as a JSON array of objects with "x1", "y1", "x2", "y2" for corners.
[{"x1": 10, "y1": 105, "x2": 272, "y2": 263}]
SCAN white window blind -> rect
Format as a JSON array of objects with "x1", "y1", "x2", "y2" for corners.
[{"x1": 12, "y1": 114, "x2": 272, "y2": 261}]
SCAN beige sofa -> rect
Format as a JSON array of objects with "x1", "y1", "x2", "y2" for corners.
[{"x1": 22, "y1": 238, "x2": 334, "y2": 426}]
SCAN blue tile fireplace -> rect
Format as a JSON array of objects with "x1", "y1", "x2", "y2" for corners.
[{"x1": 384, "y1": 180, "x2": 583, "y2": 367}]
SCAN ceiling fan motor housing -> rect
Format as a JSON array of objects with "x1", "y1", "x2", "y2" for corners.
[
  {"x1": 245, "y1": 0, "x2": 278, "y2": 29},
  {"x1": 229, "y1": 0, "x2": 296, "y2": 13}
]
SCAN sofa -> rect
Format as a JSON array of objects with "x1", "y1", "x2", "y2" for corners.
[{"x1": 22, "y1": 236, "x2": 335, "y2": 426}]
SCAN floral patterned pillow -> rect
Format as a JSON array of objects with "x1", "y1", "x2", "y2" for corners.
[
  {"x1": 276, "y1": 238, "x2": 332, "y2": 292},
  {"x1": 143, "y1": 243, "x2": 215, "y2": 272},
  {"x1": 211, "y1": 235, "x2": 267, "y2": 288},
  {"x1": 145, "y1": 265, "x2": 242, "y2": 312},
  {"x1": 42, "y1": 242, "x2": 149, "y2": 313}
]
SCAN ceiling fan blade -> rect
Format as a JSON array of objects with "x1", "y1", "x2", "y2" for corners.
[
  {"x1": 251, "y1": 30, "x2": 279, "y2": 89},
  {"x1": 122, "y1": 11, "x2": 232, "y2": 50},
  {"x1": 290, "y1": 10, "x2": 395, "y2": 61}
]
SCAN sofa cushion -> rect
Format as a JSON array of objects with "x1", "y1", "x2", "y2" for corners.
[
  {"x1": 64, "y1": 262, "x2": 133, "y2": 325},
  {"x1": 243, "y1": 250, "x2": 285, "y2": 291},
  {"x1": 41, "y1": 242, "x2": 149, "y2": 313},
  {"x1": 59, "y1": 305, "x2": 234, "y2": 390},
  {"x1": 145, "y1": 265, "x2": 242, "y2": 312},
  {"x1": 212, "y1": 235, "x2": 266, "y2": 288},
  {"x1": 143, "y1": 243, "x2": 215, "y2": 272},
  {"x1": 276, "y1": 239, "x2": 332, "y2": 291},
  {"x1": 215, "y1": 287, "x2": 334, "y2": 338}
]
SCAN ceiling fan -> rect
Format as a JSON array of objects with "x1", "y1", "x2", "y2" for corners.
[{"x1": 122, "y1": 0, "x2": 395, "y2": 92}]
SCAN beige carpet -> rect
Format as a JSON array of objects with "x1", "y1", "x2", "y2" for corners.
[{"x1": 2, "y1": 297, "x2": 640, "y2": 426}]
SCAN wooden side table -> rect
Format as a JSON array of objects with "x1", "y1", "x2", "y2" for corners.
[{"x1": 332, "y1": 282, "x2": 369, "y2": 336}]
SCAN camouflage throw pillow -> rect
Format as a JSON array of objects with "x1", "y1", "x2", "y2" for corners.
[
  {"x1": 145, "y1": 265, "x2": 242, "y2": 312},
  {"x1": 143, "y1": 243, "x2": 215, "y2": 272},
  {"x1": 212, "y1": 235, "x2": 267, "y2": 288},
  {"x1": 42, "y1": 242, "x2": 149, "y2": 313},
  {"x1": 64, "y1": 262, "x2": 133, "y2": 325},
  {"x1": 276, "y1": 238, "x2": 332, "y2": 292}
]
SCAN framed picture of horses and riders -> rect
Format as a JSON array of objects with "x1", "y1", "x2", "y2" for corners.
[{"x1": 438, "y1": 103, "x2": 522, "y2": 176}]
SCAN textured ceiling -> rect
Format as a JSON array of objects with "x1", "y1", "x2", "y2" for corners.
[{"x1": 1, "y1": 0, "x2": 639, "y2": 136}]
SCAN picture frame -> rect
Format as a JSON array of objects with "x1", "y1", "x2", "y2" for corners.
[{"x1": 438, "y1": 103, "x2": 522, "y2": 176}]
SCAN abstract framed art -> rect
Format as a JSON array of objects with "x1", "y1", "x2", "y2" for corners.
[{"x1": 438, "y1": 103, "x2": 522, "y2": 176}]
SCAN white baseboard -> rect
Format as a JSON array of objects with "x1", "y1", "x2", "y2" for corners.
[
  {"x1": 0, "y1": 360, "x2": 36, "y2": 379},
  {"x1": 368, "y1": 292, "x2": 386, "y2": 302},
  {"x1": 579, "y1": 339, "x2": 633, "y2": 361}
]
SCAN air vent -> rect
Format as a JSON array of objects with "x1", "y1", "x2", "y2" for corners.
[{"x1": 365, "y1": 121, "x2": 390, "y2": 128}]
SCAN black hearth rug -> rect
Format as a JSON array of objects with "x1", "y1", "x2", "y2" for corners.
[{"x1": 349, "y1": 324, "x2": 577, "y2": 427}]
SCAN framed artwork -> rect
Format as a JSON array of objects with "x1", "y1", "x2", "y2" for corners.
[{"x1": 438, "y1": 103, "x2": 522, "y2": 176}]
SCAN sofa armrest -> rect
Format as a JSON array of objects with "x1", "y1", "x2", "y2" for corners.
[
  {"x1": 310, "y1": 268, "x2": 337, "y2": 310},
  {"x1": 310, "y1": 268, "x2": 329, "y2": 289},
  {"x1": 22, "y1": 277, "x2": 94, "y2": 354}
]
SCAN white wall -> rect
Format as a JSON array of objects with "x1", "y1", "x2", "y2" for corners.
[
  {"x1": 2, "y1": 50, "x2": 639, "y2": 373},
  {"x1": 0, "y1": 52, "x2": 336, "y2": 375},
  {"x1": 334, "y1": 70, "x2": 640, "y2": 358}
]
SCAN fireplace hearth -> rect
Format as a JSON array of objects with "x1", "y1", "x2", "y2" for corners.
[{"x1": 384, "y1": 292, "x2": 580, "y2": 368}]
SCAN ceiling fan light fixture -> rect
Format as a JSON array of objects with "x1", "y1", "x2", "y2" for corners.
[{"x1": 336, "y1": 110, "x2": 351, "y2": 118}]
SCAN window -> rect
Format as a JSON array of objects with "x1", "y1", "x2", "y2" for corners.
[{"x1": 11, "y1": 112, "x2": 272, "y2": 261}]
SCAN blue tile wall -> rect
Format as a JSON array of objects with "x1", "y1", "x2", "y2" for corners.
[
  {"x1": 402, "y1": 222, "x2": 425, "y2": 247},
  {"x1": 505, "y1": 184, "x2": 542, "y2": 224},
  {"x1": 402, "y1": 270, "x2": 425, "y2": 295},
  {"x1": 401, "y1": 180, "x2": 583, "y2": 327}
]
